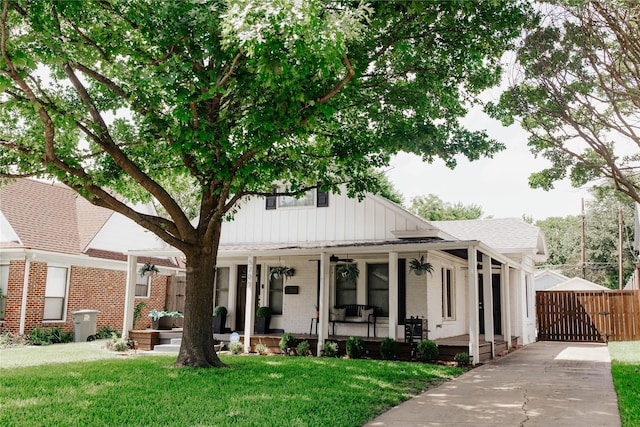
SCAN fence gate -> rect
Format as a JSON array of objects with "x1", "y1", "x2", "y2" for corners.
[
  {"x1": 536, "y1": 290, "x2": 640, "y2": 342},
  {"x1": 165, "y1": 275, "x2": 186, "y2": 327}
]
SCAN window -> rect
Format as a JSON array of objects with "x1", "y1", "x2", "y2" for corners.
[
  {"x1": 44, "y1": 266, "x2": 68, "y2": 321},
  {"x1": 214, "y1": 267, "x2": 230, "y2": 308},
  {"x1": 0, "y1": 263, "x2": 8, "y2": 321},
  {"x1": 269, "y1": 268, "x2": 283, "y2": 315},
  {"x1": 335, "y1": 264, "x2": 357, "y2": 306},
  {"x1": 279, "y1": 189, "x2": 315, "y2": 208},
  {"x1": 135, "y1": 273, "x2": 151, "y2": 298},
  {"x1": 442, "y1": 268, "x2": 455, "y2": 320},
  {"x1": 367, "y1": 263, "x2": 389, "y2": 317}
]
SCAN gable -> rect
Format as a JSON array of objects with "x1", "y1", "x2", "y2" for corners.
[{"x1": 220, "y1": 188, "x2": 440, "y2": 244}]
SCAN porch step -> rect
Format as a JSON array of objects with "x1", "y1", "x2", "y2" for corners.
[{"x1": 150, "y1": 339, "x2": 225, "y2": 353}]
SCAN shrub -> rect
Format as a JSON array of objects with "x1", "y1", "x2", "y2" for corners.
[
  {"x1": 214, "y1": 306, "x2": 227, "y2": 317},
  {"x1": 296, "y1": 340, "x2": 311, "y2": 356},
  {"x1": 279, "y1": 333, "x2": 297, "y2": 352},
  {"x1": 105, "y1": 333, "x2": 128, "y2": 352},
  {"x1": 229, "y1": 341, "x2": 244, "y2": 354},
  {"x1": 95, "y1": 325, "x2": 121, "y2": 339},
  {"x1": 0, "y1": 332, "x2": 27, "y2": 348},
  {"x1": 380, "y1": 337, "x2": 399, "y2": 360},
  {"x1": 454, "y1": 352, "x2": 471, "y2": 366},
  {"x1": 417, "y1": 339, "x2": 439, "y2": 362},
  {"x1": 256, "y1": 306, "x2": 271, "y2": 318},
  {"x1": 323, "y1": 341, "x2": 339, "y2": 357},
  {"x1": 346, "y1": 336, "x2": 364, "y2": 359},
  {"x1": 255, "y1": 343, "x2": 267, "y2": 355},
  {"x1": 28, "y1": 327, "x2": 73, "y2": 345}
]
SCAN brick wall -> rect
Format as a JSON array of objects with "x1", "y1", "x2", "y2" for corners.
[{"x1": 0, "y1": 260, "x2": 170, "y2": 336}]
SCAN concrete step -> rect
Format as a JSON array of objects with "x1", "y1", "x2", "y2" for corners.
[{"x1": 152, "y1": 343, "x2": 180, "y2": 353}]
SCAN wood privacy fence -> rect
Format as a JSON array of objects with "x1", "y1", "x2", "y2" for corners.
[{"x1": 536, "y1": 290, "x2": 640, "y2": 342}]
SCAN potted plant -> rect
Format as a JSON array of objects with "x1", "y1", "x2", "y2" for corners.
[
  {"x1": 255, "y1": 306, "x2": 271, "y2": 334},
  {"x1": 213, "y1": 306, "x2": 227, "y2": 333},
  {"x1": 138, "y1": 262, "x2": 159, "y2": 277},
  {"x1": 149, "y1": 309, "x2": 183, "y2": 330},
  {"x1": 269, "y1": 266, "x2": 295, "y2": 281},
  {"x1": 336, "y1": 263, "x2": 359, "y2": 281},
  {"x1": 409, "y1": 256, "x2": 433, "y2": 276}
]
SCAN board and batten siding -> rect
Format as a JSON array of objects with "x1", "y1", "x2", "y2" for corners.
[{"x1": 220, "y1": 191, "x2": 426, "y2": 244}]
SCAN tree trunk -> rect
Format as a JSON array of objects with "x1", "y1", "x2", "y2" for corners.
[{"x1": 175, "y1": 238, "x2": 225, "y2": 368}]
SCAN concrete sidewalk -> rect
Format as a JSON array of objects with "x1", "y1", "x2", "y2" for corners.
[{"x1": 365, "y1": 341, "x2": 620, "y2": 426}]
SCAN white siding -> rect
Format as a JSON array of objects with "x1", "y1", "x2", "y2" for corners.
[{"x1": 220, "y1": 189, "x2": 426, "y2": 244}]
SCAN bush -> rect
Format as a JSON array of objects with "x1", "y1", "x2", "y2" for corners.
[
  {"x1": 255, "y1": 343, "x2": 267, "y2": 355},
  {"x1": 323, "y1": 341, "x2": 339, "y2": 357},
  {"x1": 95, "y1": 325, "x2": 121, "y2": 339},
  {"x1": 105, "y1": 333, "x2": 128, "y2": 352},
  {"x1": 454, "y1": 352, "x2": 471, "y2": 366},
  {"x1": 380, "y1": 337, "x2": 399, "y2": 360},
  {"x1": 214, "y1": 306, "x2": 227, "y2": 317},
  {"x1": 279, "y1": 333, "x2": 297, "y2": 352},
  {"x1": 256, "y1": 306, "x2": 271, "y2": 318},
  {"x1": 0, "y1": 332, "x2": 27, "y2": 348},
  {"x1": 229, "y1": 341, "x2": 244, "y2": 354},
  {"x1": 28, "y1": 327, "x2": 74, "y2": 345},
  {"x1": 346, "y1": 336, "x2": 364, "y2": 359},
  {"x1": 417, "y1": 339, "x2": 439, "y2": 362},
  {"x1": 296, "y1": 340, "x2": 310, "y2": 356}
]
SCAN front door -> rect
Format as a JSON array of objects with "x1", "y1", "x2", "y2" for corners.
[
  {"x1": 235, "y1": 265, "x2": 261, "y2": 331},
  {"x1": 478, "y1": 273, "x2": 502, "y2": 335}
]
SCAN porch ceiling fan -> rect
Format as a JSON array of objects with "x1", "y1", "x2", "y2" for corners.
[{"x1": 330, "y1": 255, "x2": 354, "y2": 263}]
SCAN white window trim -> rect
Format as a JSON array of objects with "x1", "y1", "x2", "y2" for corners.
[
  {"x1": 43, "y1": 264, "x2": 70, "y2": 323},
  {"x1": 277, "y1": 188, "x2": 316, "y2": 209},
  {"x1": 442, "y1": 267, "x2": 456, "y2": 321},
  {"x1": 135, "y1": 274, "x2": 152, "y2": 298}
]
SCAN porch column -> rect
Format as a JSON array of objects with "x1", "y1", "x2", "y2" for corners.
[
  {"x1": 467, "y1": 245, "x2": 480, "y2": 365},
  {"x1": 122, "y1": 255, "x2": 138, "y2": 339},
  {"x1": 243, "y1": 256, "x2": 257, "y2": 353},
  {"x1": 317, "y1": 252, "x2": 331, "y2": 356},
  {"x1": 388, "y1": 251, "x2": 398, "y2": 340},
  {"x1": 482, "y1": 253, "x2": 495, "y2": 358},
  {"x1": 502, "y1": 264, "x2": 512, "y2": 348}
]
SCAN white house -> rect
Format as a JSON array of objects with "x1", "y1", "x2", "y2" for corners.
[
  {"x1": 125, "y1": 187, "x2": 546, "y2": 364},
  {"x1": 534, "y1": 269, "x2": 570, "y2": 291},
  {"x1": 547, "y1": 277, "x2": 611, "y2": 292}
]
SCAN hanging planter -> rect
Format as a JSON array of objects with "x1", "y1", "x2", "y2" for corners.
[
  {"x1": 138, "y1": 262, "x2": 159, "y2": 277},
  {"x1": 269, "y1": 266, "x2": 295, "y2": 281},
  {"x1": 336, "y1": 263, "x2": 359, "y2": 281},
  {"x1": 409, "y1": 256, "x2": 433, "y2": 276}
]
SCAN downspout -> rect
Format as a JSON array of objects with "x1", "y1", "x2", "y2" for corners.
[{"x1": 19, "y1": 252, "x2": 33, "y2": 336}]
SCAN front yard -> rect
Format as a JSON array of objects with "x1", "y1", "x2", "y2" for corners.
[
  {"x1": 0, "y1": 342, "x2": 462, "y2": 427},
  {"x1": 609, "y1": 341, "x2": 640, "y2": 427}
]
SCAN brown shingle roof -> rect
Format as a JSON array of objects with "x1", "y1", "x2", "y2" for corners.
[{"x1": 0, "y1": 179, "x2": 113, "y2": 254}]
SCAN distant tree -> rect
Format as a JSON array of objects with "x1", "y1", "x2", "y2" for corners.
[
  {"x1": 489, "y1": 1, "x2": 640, "y2": 204},
  {"x1": 375, "y1": 172, "x2": 404, "y2": 206},
  {"x1": 410, "y1": 194, "x2": 484, "y2": 221},
  {"x1": 536, "y1": 187, "x2": 635, "y2": 288}
]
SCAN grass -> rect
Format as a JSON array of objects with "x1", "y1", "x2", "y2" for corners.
[
  {"x1": 609, "y1": 341, "x2": 640, "y2": 427},
  {"x1": 0, "y1": 351, "x2": 462, "y2": 427}
]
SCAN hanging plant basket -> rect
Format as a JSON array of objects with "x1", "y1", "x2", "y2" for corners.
[
  {"x1": 409, "y1": 256, "x2": 433, "y2": 276},
  {"x1": 336, "y1": 263, "x2": 359, "y2": 281},
  {"x1": 269, "y1": 266, "x2": 295, "y2": 281},
  {"x1": 138, "y1": 262, "x2": 159, "y2": 277}
]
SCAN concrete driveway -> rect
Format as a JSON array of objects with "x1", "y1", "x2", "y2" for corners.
[{"x1": 365, "y1": 341, "x2": 620, "y2": 426}]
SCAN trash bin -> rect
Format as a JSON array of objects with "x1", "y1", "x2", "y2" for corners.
[{"x1": 71, "y1": 310, "x2": 100, "y2": 342}]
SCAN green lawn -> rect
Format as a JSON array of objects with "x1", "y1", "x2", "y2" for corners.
[
  {"x1": 609, "y1": 341, "x2": 640, "y2": 427},
  {"x1": 0, "y1": 354, "x2": 462, "y2": 427}
]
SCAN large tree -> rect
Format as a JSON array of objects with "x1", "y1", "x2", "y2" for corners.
[
  {"x1": 0, "y1": 0, "x2": 533, "y2": 367},
  {"x1": 489, "y1": 1, "x2": 640, "y2": 202}
]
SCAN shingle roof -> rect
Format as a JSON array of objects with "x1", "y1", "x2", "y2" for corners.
[
  {"x1": 430, "y1": 218, "x2": 547, "y2": 256},
  {"x1": 0, "y1": 179, "x2": 113, "y2": 254}
]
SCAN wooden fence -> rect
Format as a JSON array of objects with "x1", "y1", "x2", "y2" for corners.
[{"x1": 536, "y1": 290, "x2": 640, "y2": 342}]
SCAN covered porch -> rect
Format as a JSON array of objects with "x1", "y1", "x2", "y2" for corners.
[{"x1": 124, "y1": 237, "x2": 533, "y2": 365}]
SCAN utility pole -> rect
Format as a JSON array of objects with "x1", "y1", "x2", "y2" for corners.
[
  {"x1": 619, "y1": 205, "x2": 624, "y2": 290},
  {"x1": 581, "y1": 198, "x2": 586, "y2": 280}
]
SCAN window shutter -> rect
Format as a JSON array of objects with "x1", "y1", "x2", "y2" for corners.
[
  {"x1": 265, "y1": 195, "x2": 277, "y2": 210},
  {"x1": 317, "y1": 190, "x2": 329, "y2": 207}
]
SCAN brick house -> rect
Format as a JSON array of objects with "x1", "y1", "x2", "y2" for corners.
[{"x1": 0, "y1": 179, "x2": 181, "y2": 337}]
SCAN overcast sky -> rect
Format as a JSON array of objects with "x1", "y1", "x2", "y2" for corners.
[{"x1": 386, "y1": 107, "x2": 592, "y2": 222}]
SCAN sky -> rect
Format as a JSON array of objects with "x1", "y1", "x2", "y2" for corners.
[{"x1": 385, "y1": 107, "x2": 592, "y2": 222}]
